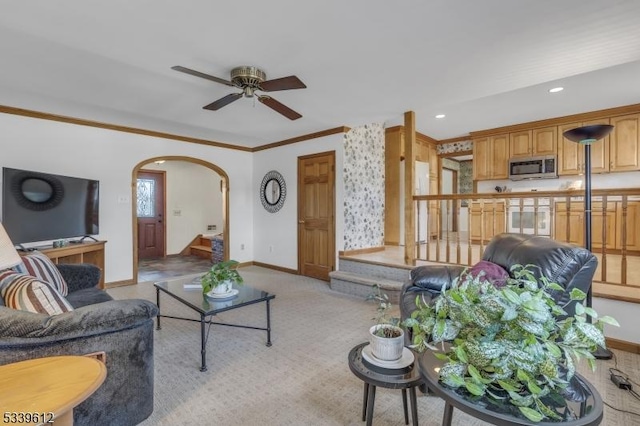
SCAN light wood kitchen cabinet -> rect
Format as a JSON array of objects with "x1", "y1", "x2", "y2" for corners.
[
  {"x1": 470, "y1": 201, "x2": 505, "y2": 241},
  {"x1": 473, "y1": 134, "x2": 509, "y2": 180},
  {"x1": 557, "y1": 120, "x2": 610, "y2": 176},
  {"x1": 615, "y1": 201, "x2": 640, "y2": 251},
  {"x1": 610, "y1": 114, "x2": 640, "y2": 172},
  {"x1": 554, "y1": 202, "x2": 616, "y2": 249},
  {"x1": 509, "y1": 127, "x2": 557, "y2": 158},
  {"x1": 509, "y1": 131, "x2": 532, "y2": 157}
]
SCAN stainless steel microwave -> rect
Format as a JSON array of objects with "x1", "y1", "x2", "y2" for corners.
[{"x1": 508, "y1": 155, "x2": 557, "y2": 180}]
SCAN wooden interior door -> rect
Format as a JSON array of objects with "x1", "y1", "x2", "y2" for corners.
[
  {"x1": 136, "y1": 170, "x2": 166, "y2": 259},
  {"x1": 298, "y1": 151, "x2": 335, "y2": 281}
]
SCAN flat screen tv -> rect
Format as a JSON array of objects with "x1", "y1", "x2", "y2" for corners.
[{"x1": 1, "y1": 167, "x2": 99, "y2": 245}]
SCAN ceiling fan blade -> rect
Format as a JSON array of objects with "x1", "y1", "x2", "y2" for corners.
[
  {"x1": 260, "y1": 75, "x2": 306, "y2": 92},
  {"x1": 203, "y1": 93, "x2": 243, "y2": 111},
  {"x1": 258, "y1": 96, "x2": 302, "y2": 120},
  {"x1": 171, "y1": 65, "x2": 234, "y2": 87}
]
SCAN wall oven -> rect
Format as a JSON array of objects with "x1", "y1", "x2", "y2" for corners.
[{"x1": 507, "y1": 198, "x2": 551, "y2": 236}]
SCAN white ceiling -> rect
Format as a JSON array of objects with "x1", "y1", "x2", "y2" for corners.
[{"x1": 2, "y1": 0, "x2": 640, "y2": 148}]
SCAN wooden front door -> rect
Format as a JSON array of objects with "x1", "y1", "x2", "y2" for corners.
[
  {"x1": 136, "y1": 170, "x2": 166, "y2": 259},
  {"x1": 298, "y1": 151, "x2": 335, "y2": 281}
]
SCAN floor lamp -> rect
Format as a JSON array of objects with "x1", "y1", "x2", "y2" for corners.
[{"x1": 563, "y1": 124, "x2": 614, "y2": 360}]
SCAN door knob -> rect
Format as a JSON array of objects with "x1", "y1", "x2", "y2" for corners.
[{"x1": 298, "y1": 220, "x2": 305, "y2": 224}]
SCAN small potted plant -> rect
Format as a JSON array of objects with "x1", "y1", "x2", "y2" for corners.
[
  {"x1": 201, "y1": 260, "x2": 243, "y2": 295},
  {"x1": 403, "y1": 264, "x2": 618, "y2": 422},
  {"x1": 367, "y1": 284, "x2": 404, "y2": 361}
]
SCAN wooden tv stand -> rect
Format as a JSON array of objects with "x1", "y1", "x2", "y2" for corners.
[{"x1": 39, "y1": 241, "x2": 106, "y2": 289}]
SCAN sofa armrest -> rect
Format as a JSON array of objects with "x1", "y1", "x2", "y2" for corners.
[
  {"x1": 400, "y1": 265, "x2": 465, "y2": 346},
  {"x1": 409, "y1": 265, "x2": 466, "y2": 292},
  {"x1": 0, "y1": 299, "x2": 158, "y2": 347},
  {"x1": 56, "y1": 264, "x2": 101, "y2": 293}
]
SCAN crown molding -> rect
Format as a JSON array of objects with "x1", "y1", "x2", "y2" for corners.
[
  {"x1": 251, "y1": 126, "x2": 350, "y2": 152},
  {"x1": 470, "y1": 103, "x2": 640, "y2": 138}
]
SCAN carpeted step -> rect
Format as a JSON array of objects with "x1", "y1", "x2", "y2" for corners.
[
  {"x1": 329, "y1": 270, "x2": 404, "y2": 303},
  {"x1": 338, "y1": 258, "x2": 411, "y2": 282}
]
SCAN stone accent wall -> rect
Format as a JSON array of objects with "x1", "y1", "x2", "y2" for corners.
[
  {"x1": 343, "y1": 123, "x2": 385, "y2": 250},
  {"x1": 459, "y1": 160, "x2": 473, "y2": 206},
  {"x1": 437, "y1": 140, "x2": 473, "y2": 155}
]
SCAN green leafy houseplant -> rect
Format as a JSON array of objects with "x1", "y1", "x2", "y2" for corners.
[
  {"x1": 403, "y1": 264, "x2": 619, "y2": 422},
  {"x1": 367, "y1": 284, "x2": 401, "y2": 338},
  {"x1": 201, "y1": 260, "x2": 243, "y2": 294},
  {"x1": 367, "y1": 284, "x2": 405, "y2": 361}
]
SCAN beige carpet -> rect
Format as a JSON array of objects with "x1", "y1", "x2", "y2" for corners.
[{"x1": 108, "y1": 266, "x2": 640, "y2": 425}]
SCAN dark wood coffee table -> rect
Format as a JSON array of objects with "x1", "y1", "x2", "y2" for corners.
[
  {"x1": 154, "y1": 274, "x2": 275, "y2": 372},
  {"x1": 418, "y1": 349, "x2": 603, "y2": 426}
]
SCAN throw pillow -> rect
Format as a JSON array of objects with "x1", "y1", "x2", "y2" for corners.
[
  {"x1": 0, "y1": 271, "x2": 73, "y2": 315},
  {"x1": 464, "y1": 260, "x2": 510, "y2": 288},
  {"x1": 15, "y1": 251, "x2": 68, "y2": 296}
]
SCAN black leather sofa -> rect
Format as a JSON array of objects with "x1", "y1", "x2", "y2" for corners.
[
  {"x1": 400, "y1": 233, "x2": 598, "y2": 344},
  {"x1": 0, "y1": 264, "x2": 158, "y2": 426}
]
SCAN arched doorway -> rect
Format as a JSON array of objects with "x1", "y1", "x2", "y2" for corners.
[{"x1": 131, "y1": 156, "x2": 230, "y2": 281}]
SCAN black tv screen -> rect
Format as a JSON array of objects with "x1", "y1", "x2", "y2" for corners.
[{"x1": 2, "y1": 167, "x2": 99, "y2": 245}]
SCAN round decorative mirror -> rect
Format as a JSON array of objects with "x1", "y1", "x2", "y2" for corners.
[
  {"x1": 260, "y1": 171, "x2": 286, "y2": 213},
  {"x1": 11, "y1": 171, "x2": 65, "y2": 211},
  {"x1": 21, "y1": 178, "x2": 54, "y2": 203}
]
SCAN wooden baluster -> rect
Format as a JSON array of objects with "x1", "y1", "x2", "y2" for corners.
[
  {"x1": 621, "y1": 196, "x2": 628, "y2": 285},
  {"x1": 533, "y1": 197, "x2": 539, "y2": 236},
  {"x1": 456, "y1": 198, "x2": 461, "y2": 265},
  {"x1": 479, "y1": 199, "x2": 485, "y2": 260},
  {"x1": 565, "y1": 196, "x2": 571, "y2": 243},
  {"x1": 600, "y1": 196, "x2": 607, "y2": 282},
  {"x1": 467, "y1": 198, "x2": 473, "y2": 265},
  {"x1": 435, "y1": 200, "x2": 441, "y2": 263},
  {"x1": 446, "y1": 199, "x2": 451, "y2": 263},
  {"x1": 549, "y1": 197, "x2": 555, "y2": 240},
  {"x1": 492, "y1": 199, "x2": 497, "y2": 241},
  {"x1": 416, "y1": 198, "x2": 421, "y2": 260},
  {"x1": 424, "y1": 200, "x2": 436, "y2": 261}
]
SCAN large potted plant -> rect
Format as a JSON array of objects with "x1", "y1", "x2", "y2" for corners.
[
  {"x1": 201, "y1": 260, "x2": 243, "y2": 295},
  {"x1": 367, "y1": 284, "x2": 404, "y2": 361},
  {"x1": 403, "y1": 264, "x2": 618, "y2": 422}
]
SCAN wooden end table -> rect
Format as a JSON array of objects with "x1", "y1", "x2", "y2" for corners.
[{"x1": 0, "y1": 356, "x2": 107, "y2": 426}]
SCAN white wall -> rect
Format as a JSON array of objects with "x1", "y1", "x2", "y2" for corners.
[
  {"x1": 252, "y1": 134, "x2": 345, "y2": 270},
  {"x1": 0, "y1": 113, "x2": 254, "y2": 282},
  {"x1": 144, "y1": 161, "x2": 223, "y2": 254},
  {"x1": 593, "y1": 298, "x2": 639, "y2": 345}
]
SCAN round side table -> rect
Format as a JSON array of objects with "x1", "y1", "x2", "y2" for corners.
[
  {"x1": 418, "y1": 350, "x2": 603, "y2": 426},
  {"x1": 0, "y1": 356, "x2": 107, "y2": 426},
  {"x1": 348, "y1": 342, "x2": 423, "y2": 426}
]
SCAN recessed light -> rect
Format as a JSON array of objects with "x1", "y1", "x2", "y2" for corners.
[
  {"x1": 549, "y1": 87, "x2": 564, "y2": 93},
  {"x1": 435, "y1": 114, "x2": 446, "y2": 119}
]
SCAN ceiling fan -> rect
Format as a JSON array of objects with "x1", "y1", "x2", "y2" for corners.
[{"x1": 172, "y1": 65, "x2": 306, "y2": 120}]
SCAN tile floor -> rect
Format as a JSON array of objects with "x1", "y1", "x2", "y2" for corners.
[{"x1": 137, "y1": 255, "x2": 212, "y2": 283}]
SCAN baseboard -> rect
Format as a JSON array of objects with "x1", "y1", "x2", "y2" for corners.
[
  {"x1": 339, "y1": 246, "x2": 385, "y2": 256},
  {"x1": 105, "y1": 279, "x2": 136, "y2": 288},
  {"x1": 606, "y1": 337, "x2": 640, "y2": 354},
  {"x1": 251, "y1": 261, "x2": 298, "y2": 275}
]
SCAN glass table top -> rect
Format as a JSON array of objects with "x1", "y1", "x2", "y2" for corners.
[{"x1": 154, "y1": 274, "x2": 275, "y2": 315}]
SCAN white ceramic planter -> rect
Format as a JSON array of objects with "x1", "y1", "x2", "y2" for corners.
[
  {"x1": 369, "y1": 325, "x2": 405, "y2": 361},
  {"x1": 211, "y1": 280, "x2": 233, "y2": 294}
]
